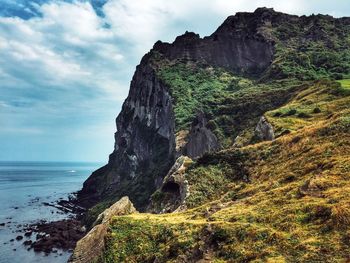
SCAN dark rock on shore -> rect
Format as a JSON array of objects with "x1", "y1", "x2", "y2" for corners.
[
  {"x1": 24, "y1": 231, "x2": 32, "y2": 237},
  {"x1": 25, "y1": 219, "x2": 85, "y2": 254},
  {"x1": 23, "y1": 240, "x2": 32, "y2": 246}
]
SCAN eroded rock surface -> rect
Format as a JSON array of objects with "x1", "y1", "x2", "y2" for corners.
[
  {"x1": 184, "y1": 112, "x2": 220, "y2": 159},
  {"x1": 153, "y1": 8, "x2": 276, "y2": 76},
  {"x1": 254, "y1": 116, "x2": 275, "y2": 141},
  {"x1": 78, "y1": 57, "x2": 176, "y2": 210},
  {"x1": 69, "y1": 197, "x2": 137, "y2": 263},
  {"x1": 148, "y1": 156, "x2": 192, "y2": 213},
  {"x1": 78, "y1": 7, "x2": 280, "y2": 211}
]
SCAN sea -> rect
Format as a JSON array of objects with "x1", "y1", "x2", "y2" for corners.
[{"x1": 0, "y1": 161, "x2": 102, "y2": 263}]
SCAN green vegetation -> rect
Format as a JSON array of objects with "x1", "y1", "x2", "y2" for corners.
[
  {"x1": 338, "y1": 79, "x2": 350, "y2": 89},
  {"x1": 157, "y1": 59, "x2": 305, "y2": 147},
  {"x1": 157, "y1": 62, "x2": 245, "y2": 131},
  {"x1": 268, "y1": 16, "x2": 350, "y2": 80},
  {"x1": 84, "y1": 201, "x2": 113, "y2": 228},
  {"x1": 93, "y1": 11, "x2": 350, "y2": 263},
  {"x1": 101, "y1": 216, "x2": 201, "y2": 263},
  {"x1": 100, "y1": 81, "x2": 350, "y2": 262}
]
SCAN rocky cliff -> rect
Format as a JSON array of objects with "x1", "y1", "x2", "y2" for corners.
[
  {"x1": 72, "y1": 7, "x2": 350, "y2": 263},
  {"x1": 78, "y1": 7, "x2": 350, "y2": 217},
  {"x1": 78, "y1": 57, "x2": 176, "y2": 210}
]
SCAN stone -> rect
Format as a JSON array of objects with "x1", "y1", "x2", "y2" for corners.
[
  {"x1": 254, "y1": 116, "x2": 275, "y2": 141},
  {"x1": 23, "y1": 240, "x2": 32, "y2": 246},
  {"x1": 184, "y1": 112, "x2": 220, "y2": 159},
  {"x1": 69, "y1": 197, "x2": 137, "y2": 263},
  {"x1": 24, "y1": 231, "x2": 32, "y2": 237},
  {"x1": 93, "y1": 196, "x2": 137, "y2": 226},
  {"x1": 148, "y1": 156, "x2": 193, "y2": 213}
]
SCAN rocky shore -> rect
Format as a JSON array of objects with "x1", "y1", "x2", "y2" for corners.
[{"x1": 2, "y1": 194, "x2": 87, "y2": 256}]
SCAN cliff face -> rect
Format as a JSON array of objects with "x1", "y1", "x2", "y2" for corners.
[
  {"x1": 73, "y1": 7, "x2": 350, "y2": 262},
  {"x1": 78, "y1": 8, "x2": 277, "y2": 210},
  {"x1": 79, "y1": 56, "x2": 176, "y2": 209},
  {"x1": 78, "y1": 7, "x2": 350, "y2": 213}
]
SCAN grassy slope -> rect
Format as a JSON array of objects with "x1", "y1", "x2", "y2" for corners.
[
  {"x1": 266, "y1": 15, "x2": 350, "y2": 81},
  {"x1": 84, "y1": 15, "x2": 350, "y2": 224},
  {"x1": 156, "y1": 58, "x2": 304, "y2": 148},
  {"x1": 95, "y1": 15, "x2": 350, "y2": 261},
  {"x1": 100, "y1": 80, "x2": 350, "y2": 262}
]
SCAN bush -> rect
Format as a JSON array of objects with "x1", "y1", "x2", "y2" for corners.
[{"x1": 313, "y1": 107, "x2": 321, "y2": 113}]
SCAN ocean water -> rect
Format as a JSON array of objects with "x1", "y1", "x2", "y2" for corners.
[{"x1": 0, "y1": 161, "x2": 102, "y2": 263}]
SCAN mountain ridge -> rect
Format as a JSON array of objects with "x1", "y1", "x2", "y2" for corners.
[{"x1": 72, "y1": 10, "x2": 350, "y2": 261}]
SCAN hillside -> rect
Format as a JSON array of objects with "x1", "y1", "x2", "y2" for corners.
[{"x1": 72, "y1": 7, "x2": 350, "y2": 263}]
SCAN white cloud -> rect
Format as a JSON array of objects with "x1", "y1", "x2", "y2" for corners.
[
  {"x1": 0, "y1": 1, "x2": 127, "y2": 100},
  {"x1": 0, "y1": 0, "x2": 347, "y2": 161}
]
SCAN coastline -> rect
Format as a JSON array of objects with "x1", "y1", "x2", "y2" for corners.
[{"x1": 0, "y1": 161, "x2": 101, "y2": 263}]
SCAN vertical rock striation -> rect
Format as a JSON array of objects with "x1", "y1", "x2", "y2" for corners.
[
  {"x1": 78, "y1": 54, "x2": 176, "y2": 210},
  {"x1": 153, "y1": 8, "x2": 276, "y2": 76},
  {"x1": 78, "y1": 7, "x2": 280, "y2": 211}
]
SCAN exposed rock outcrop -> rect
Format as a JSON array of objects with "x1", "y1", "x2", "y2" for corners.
[
  {"x1": 78, "y1": 57, "x2": 176, "y2": 210},
  {"x1": 254, "y1": 116, "x2": 275, "y2": 141},
  {"x1": 184, "y1": 112, "x2": 220, "y2": 159},
  {"x1": 69, "y1": 197, "x2": 137, "y2": 263},
  {"x1": 153, "y1": 8, "x2": 276, "y2": 76},
  {"x1": 78, "y1": 7, "x2": 297, "y2": 212},
  {"x1": 148, "y1": 156, "x2": 192, "y2": 213}
]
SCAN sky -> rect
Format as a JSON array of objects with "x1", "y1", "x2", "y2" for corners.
[{"x1": 0, "y1": 0, "x2": 349, "y2": 162}]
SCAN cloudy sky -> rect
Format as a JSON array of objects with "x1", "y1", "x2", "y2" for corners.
[{"x1": 0, "y1": 0, "x2": 349, "y2": 162}]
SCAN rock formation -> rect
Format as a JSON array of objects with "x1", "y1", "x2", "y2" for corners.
[
  {"x1": 254, "y1": 116, "x2": 275, "y2": 141},
  {"x1": 153, "y1": 8, "x2": 280, "y2": 76},
  {"x1": 184, "y1": 112, "x2": 220, "y2": 159},
  {"x1": 78, "y1": 7, "x2": 350, "y2": 214},
  {"x1": 148, "y1": 156, "x2": 192, "y2": 213},
  {"x1": 77, "y1": 8, "x2": 279, "y2": 211},
  {"x1": 78, "y1": 58, "x2": 176, "y2": 210},
  {"x1": 71, "y1": 7, "x2": 350, "y2": 262},
  {"x1": 69, "y1": 197, "x2": 137, "y2": 263}
]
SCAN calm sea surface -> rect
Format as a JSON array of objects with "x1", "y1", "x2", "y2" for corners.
[{"x1": 0, "y1": 161, "x2": 102, "y2": 263}]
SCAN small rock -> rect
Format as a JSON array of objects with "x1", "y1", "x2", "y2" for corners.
[
  {"x1": 16, "y1": 235, "x2": 23, "y2": 241},
  {"x1": 254, "y1": 116, "x2": 275, "y2": 141},
  {"x1": 23, "y1": 240, "x2": 32, "y2": 246},
  {"x1": 24, "y1": 231, "x2": 32, "y2": 237}
]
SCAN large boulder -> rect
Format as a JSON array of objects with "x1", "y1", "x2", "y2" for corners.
[
  {"x1": 69, "y1": 197, "x2": 137, "y2": 263},
  {"x1": 148, "y1": 156, "x2": 192, "y2": 213},
  {"x1": 184, "y1": 112, "x2": 220, "y2": 159},
  {"x1": 254, "y1": 116, "x2": 275, "y2": 141}
]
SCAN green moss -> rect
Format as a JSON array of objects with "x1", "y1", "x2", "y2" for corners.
[
  {"x1": 157, "y1": 62, "x2": 243, "y2": 131},
  {"x1": 156, "y1": 58, "x2": 305, "y2": 147},
  {"x1": 267, "y1": 18, "x2": 350, "y2": 80},
  {"x1": 101, "y1": 216, "x2": 200, "y2": 263}
]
